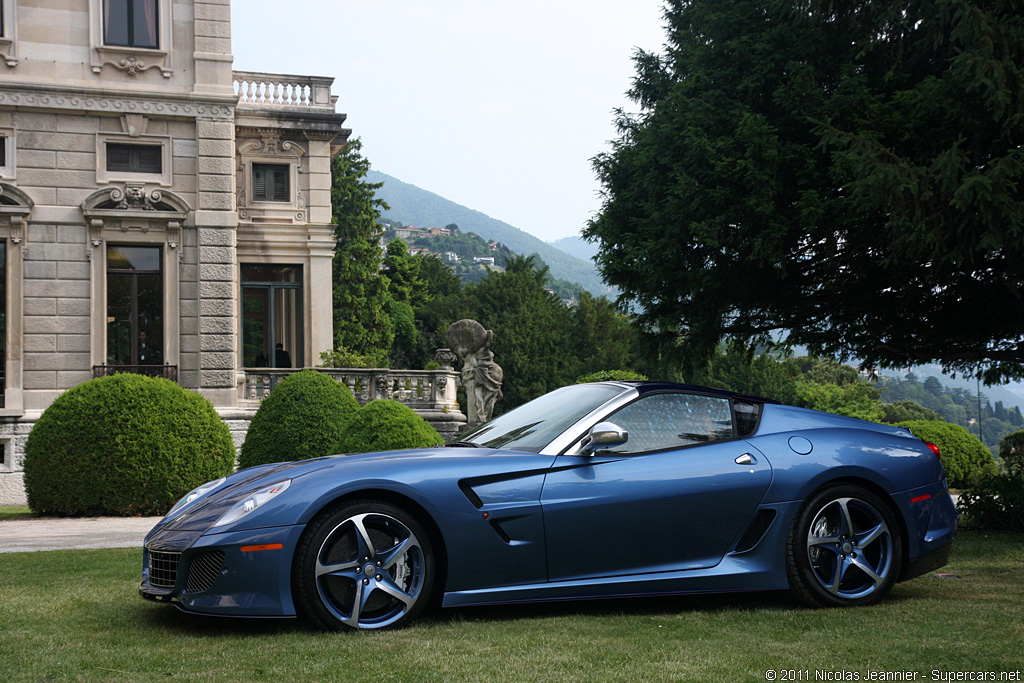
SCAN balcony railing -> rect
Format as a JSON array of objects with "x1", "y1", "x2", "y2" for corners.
[
  {"x1": 93, "y1": 364, "x2": 179, "y2": 381},
  {"x1": 242, "y1": 367, "x2": 460, "y2": 413},
  {"x1": 233, "y1": 71, "x2": 338, "y2": 111}
]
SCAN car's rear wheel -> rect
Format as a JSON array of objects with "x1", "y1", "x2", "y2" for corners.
[
  {"x1": 786, "y1": 484, "x2": 902, "y2": 607},
  {"x1": 293, "y1": 500, "x2": 434, "y2": 631}
]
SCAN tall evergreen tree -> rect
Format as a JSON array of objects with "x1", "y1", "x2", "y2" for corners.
[
  {"x1": 587, "y1": 0, "x2": 1024, "y2": 381},
  {"x1": 330, "y1": 139, "x2": 394, "y2": 365}
]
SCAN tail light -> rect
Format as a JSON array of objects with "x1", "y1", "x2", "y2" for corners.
[{"x1": 925, "y1": 441, "x2": 941, "y2": 459}]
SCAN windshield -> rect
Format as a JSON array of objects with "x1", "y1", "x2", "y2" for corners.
[{"x1": 458, "y1": 383, "x2": 625, "y2": 452}]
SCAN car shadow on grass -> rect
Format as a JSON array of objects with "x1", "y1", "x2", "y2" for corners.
[{"x1": 135, "y1": 589, "x2": 804, "y2": 636}]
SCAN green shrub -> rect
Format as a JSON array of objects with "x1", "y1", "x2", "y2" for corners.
[
  {"x1": 896, "y1": 420, "x2": 998, "y2": 489},
  {"x1": 23, "y1": 374, "x2": 234, "y2": 517},
  {"x1": 958, "y1": 473, "x2": 1024, "y2": 531},
  {"x1": 997, "y1": 430, "x2": 1024, "y2": 476},
  {"x1": 574, "y1": 370, "x2": 649, "y2": 384},
  {"x1": 240, "y1": 369, "x2": 359, "y2": 468},
  {"x1": 332, "y1": 400, "x2": 443, "y2": 454}
]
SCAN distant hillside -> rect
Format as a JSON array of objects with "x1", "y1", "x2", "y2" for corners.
[
  {"x1": 367, "y1": 170, "x2": 610, "y2": 297},
  {"x1": 548, "y1": 235, "x2": 599, "y2": 263}
]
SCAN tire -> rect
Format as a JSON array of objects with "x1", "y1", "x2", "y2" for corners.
[
  {"x1": 786, "y1": 484, "x2": 902, "y2": 607},
  {"x1": 293, "y1": 499, "x2": 434, "y2": 631}
]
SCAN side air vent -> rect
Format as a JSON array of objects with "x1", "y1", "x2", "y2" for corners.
[{"x1": 734, "y1": 509, "x2": 777, "y2": 553}]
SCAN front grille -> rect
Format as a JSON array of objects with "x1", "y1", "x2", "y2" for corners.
[
  {"x1": 185, "y1": 551, "x2": 225, "y2": 593},
  {"x1": 148, "y1": 550, "x2": 181, "y2": 588}
]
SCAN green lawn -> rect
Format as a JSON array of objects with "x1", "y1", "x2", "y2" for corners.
[
  {"x1": 0, "y1": 505, "x2": 35, "y2": 521},
  {"x1": 0, "y1": 530, "x2": 1021, "y2": 683}
]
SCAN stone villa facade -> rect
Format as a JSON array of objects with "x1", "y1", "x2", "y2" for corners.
[{"x1": 0, "y1": 0, "x2": 353, "y2": 504}]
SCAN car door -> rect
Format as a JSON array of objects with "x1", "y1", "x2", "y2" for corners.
[{"x1": 540, "y1": 392, "x2": 772, "y2": 582}]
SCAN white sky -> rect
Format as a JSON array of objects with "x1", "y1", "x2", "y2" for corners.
[{"x1": 230, "y1": 1, "x2": 667, "y2": 242}]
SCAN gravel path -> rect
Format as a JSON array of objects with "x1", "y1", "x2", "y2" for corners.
[{"x1": 0, "y1": 516, "x2": 161, "y2": 553}]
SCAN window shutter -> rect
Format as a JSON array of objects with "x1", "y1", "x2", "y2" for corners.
[
  {"x1": 252, "y1": 164, "x2": 290, "y2": 202},
  {"x1": 137, "y1": 145, "x2": 162, "y2": 173},
  {"x1": 253, "y1": 166, "x2": 268, "y2": 199},
  {"x1": 272, "y1": 167, "x2": 289, "y2": 201},
  {"x1": 107, "y1": 144, "x2": 133, "y2": 172}
]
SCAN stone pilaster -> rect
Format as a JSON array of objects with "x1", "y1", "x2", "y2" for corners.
[{"x1": 194, "y1": 110, "x2": 238, "y2": 405}]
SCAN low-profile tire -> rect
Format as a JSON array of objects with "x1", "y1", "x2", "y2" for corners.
[
  {"x1": 293, "y1": 499, "x2": 434, "y2": 631},
  {"x1": 786, "y1": 484, "x2": 903, "y2": 607}
]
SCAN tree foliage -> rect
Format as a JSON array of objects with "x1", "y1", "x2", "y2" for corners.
[
  {"x1": 331, "y1": 139, "x2": 394, "y2": 366},
  {"x1": 587, "y1": 0, "x2": 1024, "y2": 381}
]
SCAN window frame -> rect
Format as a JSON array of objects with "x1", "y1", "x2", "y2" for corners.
[
  {"x1": 89, "y1": 0, "x2": 173, "y2": 77},
  {"x1": 0, "y1": 1, "x2": 17, "y2": 67},
  {"x1": 596, "y1": 391, "x2": 737, "y2": 455},
  {"x1": 105, "y1": 244, "x2": 164, "y2": 367},
  {"x1": 103, "y1": 0, "x2": 160, "y2": 49},
  {"x1": 0, "y1": 129, "x2": 14, "y2": 180},
  {"x1": 96, "y1": 134, "x2": 172, "y2": 186},
  {"x1": 240, "y1": 264, "x2": 304, "y2": 369},
  {"x1": 250, "y1": 162, "x2": 293, "y2": 204},
  {"x1": 106, "y1": 142, "x2": 163, "y2": 174}
]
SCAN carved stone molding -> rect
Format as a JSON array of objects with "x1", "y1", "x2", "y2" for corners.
[
  {"x1": 0, "y1": 91, "x2": 234, "y2": 120},
  {"x1": 81, "y1": 185, "x2": 191, "y2": 259}
]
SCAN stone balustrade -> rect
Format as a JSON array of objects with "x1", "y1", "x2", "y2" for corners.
[
  {"x1": 233, "y1": 71, "x2": 338, "y2": 110},
  {"x1": 241, "y1": 367, "x2": 467, "y2": 441}
]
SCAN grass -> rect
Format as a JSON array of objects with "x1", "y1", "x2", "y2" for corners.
[
  {"x1": 0, "y1": 505, "x2": 35, "y2": 521},
  {"x1": 0, "y1": 530, "x2": 1021, "y2": 682}
]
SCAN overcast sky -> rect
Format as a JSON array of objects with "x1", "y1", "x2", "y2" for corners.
[{"x1": 230, "y1": 1, "x2": 667, "y2": 243}]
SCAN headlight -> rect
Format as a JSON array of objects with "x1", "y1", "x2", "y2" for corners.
[
  {"x1": 213, "y1": 480, "x2": 291, "y2": 528},
  {"x1": 166, "y1": 477, "x2": 227, "y2": 519}
]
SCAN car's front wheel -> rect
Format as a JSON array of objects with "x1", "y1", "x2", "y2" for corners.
[
  {"x1": 293, "y1": 500, "x2": 434, "y2": 631},
  {"x1": 786, "y1": 484, "x2": 902, "y2": 607}
]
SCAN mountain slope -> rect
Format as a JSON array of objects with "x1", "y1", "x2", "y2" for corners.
[
  {"x1": 549, "y1": 235, "x2": 599, "y2": 262},
  {"x1": 367, "y1": 170, "x2": 609, "y2": 296}
]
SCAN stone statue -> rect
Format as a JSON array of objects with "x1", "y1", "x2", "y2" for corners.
[{"x1": 446, "y1": 319, "x2": 503, "y2": 425}]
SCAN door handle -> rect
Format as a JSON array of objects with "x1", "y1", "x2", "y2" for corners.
[{"x1": 735, "y1": 453, "x2": 757, "y2": 466}]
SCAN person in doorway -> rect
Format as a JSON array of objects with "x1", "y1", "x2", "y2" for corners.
[
  {"x1": 275, "y1": 343, "x2": 292, "y2": 368},
  {"x1": 138, "y1": 330, "x2": 162, "y2": 365}
]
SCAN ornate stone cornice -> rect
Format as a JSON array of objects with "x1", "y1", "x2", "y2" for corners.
[{"x1": 0, "y1": 89, "x2": 235, "y2": 120}]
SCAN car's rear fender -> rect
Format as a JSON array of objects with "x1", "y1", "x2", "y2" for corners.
[{"x1": 748, "y1": 428, "x2": 944, "y2": 504}]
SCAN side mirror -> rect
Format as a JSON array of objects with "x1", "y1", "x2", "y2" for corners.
[{"x1": 581, "y1": 422, "x2": 628, "y2": 454}]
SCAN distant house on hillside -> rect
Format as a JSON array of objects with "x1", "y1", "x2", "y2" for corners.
[
  {"x1": 408, "y1": 247, "x2": 432, "y2": 257},
  {"x1": 473, "y1": 256, "x2": 495, "y2": 266}
]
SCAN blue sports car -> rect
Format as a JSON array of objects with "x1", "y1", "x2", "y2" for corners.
[{"x1": 140, "y1": 381, "x2": 957, "y2": 630}]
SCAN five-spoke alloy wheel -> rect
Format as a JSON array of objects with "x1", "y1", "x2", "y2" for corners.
[
  {"x1": 293, "y1": 500, "x2": 434, "y2": 630},
  {"x1": 786, "y1": 484, "x2": 902, "y2": 607}
]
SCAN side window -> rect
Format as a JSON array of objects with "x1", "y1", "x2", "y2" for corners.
[
  {"x1": 104, "y1": 0, "x2": 159, "y2": 49},
  {"x1": 733, "y1": 400, "x2": 761, "y2": 437},
  {"x1": 0, "y1": 136, "x2": 6, "y2": 167},
  {"x1": 106, "y1": 142, "x2": 162, "y2": 173},
  {"x1": 252, "y1": 163, "x2": 290, "y2": 202},
  {"x1": 605, "y1": 393, "x2": 734, "y2": 454}
]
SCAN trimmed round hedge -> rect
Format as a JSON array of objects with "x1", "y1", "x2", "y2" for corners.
[
  {"x1": 332, "y1": 399, "x2": 443, "y2": 454},
  {"x1": 896, "y1": 420, "x2": 998, "y2": 488},
  {"x1": 23, "y1": 373, "x2": 234, "y2": 517},
  {"x1": 240, "y1": 369, "x2": 359, "y2": 468}
]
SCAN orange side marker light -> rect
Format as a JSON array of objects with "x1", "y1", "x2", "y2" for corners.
[{"x1": 240, "y1": 543, "x2": 284, "y2": 553}]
